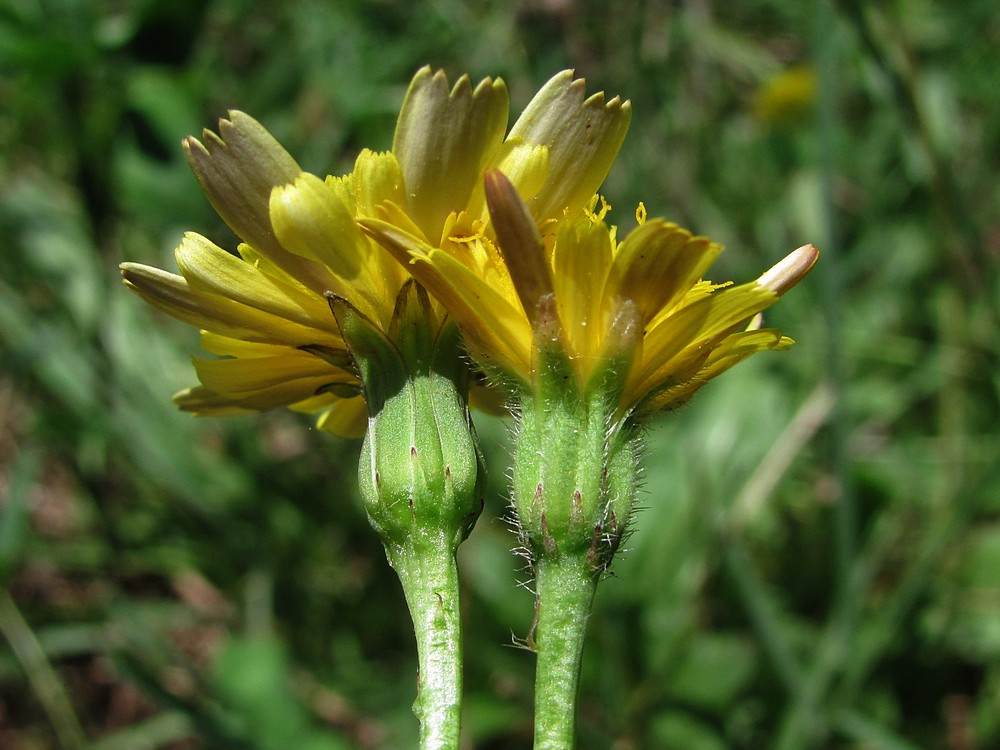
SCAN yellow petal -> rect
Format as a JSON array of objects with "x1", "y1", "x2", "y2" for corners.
[
  {"x1": 393, "y1": 67, "x2": 510, "y2": 243},
  {"x1": 550, "y1": 215, "x2": 614, "y2": 361},
  {"x1": 270, "y1": 174, "x2": 393, "y2": 324},
  {"x1": 508, "y1": 70, "x2": 632, "y2": 223},
  {"x1": 351, "y1": 149, "x2": 407, "y2": 219},
  {"x1": 605, "y1": 221, "x2": 723, "y2": 325},
  {"x1": 174, "y1": 233, "x2": 335, "y2": 330},
  {"x1": 175, "y1": 377, "x2": 343, "y2": 415},
  {"x1": 200, "y1": 332, "x2": 279, "y2": 357},
  {"x1": 270, "y1": 173, "x2": 364, "y2": 276},
  {"x1": 630, "y1": 283, "x2": 778, "y2": 399},
  {"x1": 464, "y1": 139, "x2": 550, "y2": 223},
  {"x1": 184, "y1": 111, "x2": 335, "y2": 294},
  {"x1": 348, "y1": 150, "x2": 410, "y2": 301},
  {"x1": 198, "y1": 331, "x2": 350, "y2": 363},
  {"x1": 192, "y1": 351, "x2": 353, "y2": 398},
  {"x1": 315, "y1": 396, "x2": 368, "y2": 438},
  {"x1": 360, "y1": 218, "x2": 532, "y2": 378},
  {"x1": 120, "y1": 262, "x2": 339, "y2": 346},
  {"x1": 420, "y1": 249, "x2": 532, "y2": 377},
  {"x1": 636, "y1": 329, "x2": 792, "y2": 414},
  {"x1": 172, "y1": 385, "x2": 258, "y2": 416},
  {"x1": 374, "y1": 199, "x2": 431, "y2": 244}
]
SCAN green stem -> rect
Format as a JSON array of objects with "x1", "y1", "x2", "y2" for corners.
[
  {"x1": 386, "y1": 535, "x2": 464, "y2": 750},
  {"x1": 532, "y1": 553, "x2": 598, "y2": 750}
]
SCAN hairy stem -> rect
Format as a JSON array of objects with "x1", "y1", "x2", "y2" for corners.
[
  {"x1": 531, "y1": 553, "x2": 598, "y2": 750},
  {"x1": 386, "y1": 535, "x2": 464, "y2": 750}
]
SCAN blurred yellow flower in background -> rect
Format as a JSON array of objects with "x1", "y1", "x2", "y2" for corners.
[{"x1": 753, "y1": 65, "x2": 817, "y2": 126}]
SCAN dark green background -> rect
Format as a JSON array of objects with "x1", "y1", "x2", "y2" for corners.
[{"x1": 2, "y1": 0, "x2": 998, "y2": 748}]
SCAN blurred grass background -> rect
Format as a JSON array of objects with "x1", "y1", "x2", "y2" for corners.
[{"x1": 2, "y1": 0, "x2": 999, "y2": 748}]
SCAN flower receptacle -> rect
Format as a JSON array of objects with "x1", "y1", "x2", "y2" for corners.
[
  {"x1": 512, "y1": 392, "x2": 639, "y2": 572},
  {"x1": 331, "y1": 282, "x2": 485, "y2": 554},
  {"x1": 509, "y1": 299, "x2": 640, "y2": 573},
  {"x1": 358, "y1": 368, "x2": 485, "y2": 554}
]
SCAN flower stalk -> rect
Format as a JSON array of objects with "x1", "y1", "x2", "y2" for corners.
[
  {"x1": 340, "y1": 282, "x2": 485, "y2": 749},
  {"x1": 384, "y1": 530, "x2": 465, "y2": 748},
  {"x1": 531, "y1": 554, "x2": 598, "y2": 750}
]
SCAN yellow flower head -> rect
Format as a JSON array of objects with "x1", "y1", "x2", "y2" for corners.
[
  {"x1": 365, "y1": 169, "x2": 818, "y2": 421},
  {"x1": 120, "y1": 112, "x2": 401, "y2": 435},
  {"x1": 753, "y1": 66, "x2": 817, "y2": 126},
  {"x1": 120, "y1": 67, "x2": 630, "y2": 435}
]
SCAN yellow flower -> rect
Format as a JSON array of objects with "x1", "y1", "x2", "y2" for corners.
[
  {"x1": 120, "y1": 113, "x2": 398, "y2": 435},
  {"x1": 753, "y1": 66, "x2": 817, "y2": 126},
  {"x1": 364, "y1": 170, "x2": 818, "y2": 420},
  {"x1": 120, "y1": 67, "x2": 630, "y2": 436}
]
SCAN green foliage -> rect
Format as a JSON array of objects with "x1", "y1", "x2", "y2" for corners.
[{"x1": 2, "y1": 0, "x2": 998, "y2": 748}]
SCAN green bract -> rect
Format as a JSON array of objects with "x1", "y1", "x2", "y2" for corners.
[{"x1": 511, "y1": 296, "x2": 639, "y2": 570}]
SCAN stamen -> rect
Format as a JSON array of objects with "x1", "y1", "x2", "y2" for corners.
[{"x1": 635, "y1": 202, "x2": 647, "y2": 225}]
